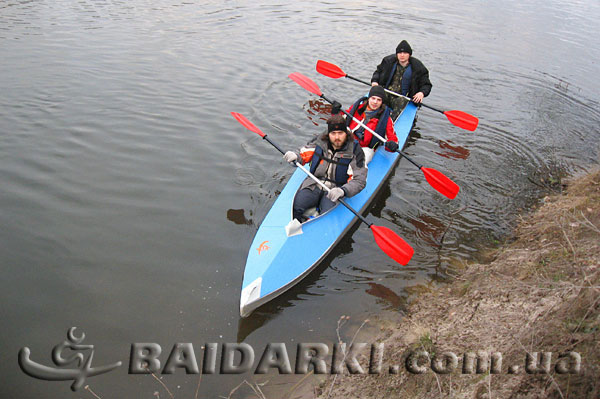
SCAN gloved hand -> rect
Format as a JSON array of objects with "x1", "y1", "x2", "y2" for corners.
[
  {"x1": 283, "y1": 151, "x2": 298, "y2": 163},
  {"x1": 327, "y1": 187, "x2": 345, "y2": 202},
  {"x1": 331, "y1": 100, "x2": 342, "y2": 115},
  {"x1": 385, "y1": 141, "x2": 399, "y2": 152},
  {"x1": 354, "y1": 128, "x2": 365, "y2": 141}
]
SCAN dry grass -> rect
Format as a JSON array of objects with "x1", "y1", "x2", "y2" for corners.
[{"x1": 315, "y1": 168, "x2": 600, "y2": 399}]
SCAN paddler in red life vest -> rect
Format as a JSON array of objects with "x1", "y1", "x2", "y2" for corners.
[
  {"x1": 342, "y1": 85, "x2": 399, "y2": 165},
  {"x1": 283, "y1": 114, "x2": 367, "y2": 222}
]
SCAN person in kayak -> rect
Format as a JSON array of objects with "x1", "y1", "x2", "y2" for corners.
[
  {"x1": 283, "y1": 114, "x2": 367, "y2": 222},
  {"x1": 371, "y1": 40, "x2": 432, "y2": 117},
  {"x1": 342, "y1": 85, "x2": 399, "y2": 165}
]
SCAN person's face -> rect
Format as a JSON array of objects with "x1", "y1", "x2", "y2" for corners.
[
  {"x1": 397, "y1": 51, "x2": 410, "y2": 65},
  {"x1": 367, "y1": 95, "x2": 383, "y2": 110},
  {"x1": 329, "y1": 130, "x2": 347, "y2": 150}
]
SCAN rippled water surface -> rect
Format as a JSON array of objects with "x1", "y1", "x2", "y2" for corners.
[{"x1": 1, "y1": 0, "x2": 599, "y2": 397}]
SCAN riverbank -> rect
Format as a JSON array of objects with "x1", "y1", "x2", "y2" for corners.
[{"x1": 317, "y1": 168, "x2": 599, "y2": 398}]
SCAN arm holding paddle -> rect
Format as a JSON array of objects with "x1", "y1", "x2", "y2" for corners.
[
  {"x1": 316, "y1": 60, "x2": 478, "y2": 131},
  {"x1": 371, "y1": 46, "x2": 432, "y2": 105},
  {"x1": 284, "y1": 117, "x2": 367, "y2": 203},
  {"x1": 374, "y1": 40, "x2": 431, "y2": 104},
  {"x1": 342, "y1": 86, "x2": 399, "y2": 153}
]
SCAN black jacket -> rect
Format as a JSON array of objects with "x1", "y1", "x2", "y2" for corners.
[{"x1": 371, "y1": 54, "x2": 432, "y2": 98}]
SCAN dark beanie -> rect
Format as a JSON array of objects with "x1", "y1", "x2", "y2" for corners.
[
  {"x1": 396, "y1": 40, "x2": 412, "y2": 55},
  {"x1": 327, "y1": 114, "x2": 348, "y2": 133},
  {"x1": 369, "y1": 85, "x2": 386, "y2": 99}
]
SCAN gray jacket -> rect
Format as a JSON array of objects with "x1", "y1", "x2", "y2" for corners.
[{"x1": 293, "y1": 135, "x2": 367, "y2": 197}]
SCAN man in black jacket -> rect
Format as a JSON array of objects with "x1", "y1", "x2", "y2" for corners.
[{"x1": 371, "y1": 40, "x2": 432, "y2": 116}]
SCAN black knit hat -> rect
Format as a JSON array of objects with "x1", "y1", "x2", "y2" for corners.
[
  {"x1": 368, "y1": 85, "x2": 386, "y2": 100},
  {"x1": 396, "y1": 40, "x2": 412, "y2": 55},
  {"x1": 327, "y1": 114, "x2": 348, "y2": 133}
]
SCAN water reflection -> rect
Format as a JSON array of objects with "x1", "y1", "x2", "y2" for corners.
[
  {"x1": 365, "y1": 282, "x2": 407, "y2": 311},
  {"x1": 436, "y1": 139, "x2": 471, "y2": 160},
  {"x1": 226, "y1": 208, "x2": 253, "y2": 225},
  {"x1": 305, "y1": 99, "x2": 331, "y2": 126},
  {"x1": 407, "y1": 213, "x2": 449, "y2": 247},
  {"x1": 368, "y1": 183, "x2": 393, "y2": 219}
]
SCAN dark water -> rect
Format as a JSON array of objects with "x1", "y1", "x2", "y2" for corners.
[{"x1": 1, "y1": 1, "x2": 599, "y2": 397}]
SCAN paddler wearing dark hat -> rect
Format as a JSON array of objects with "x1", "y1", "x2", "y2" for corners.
[{"x1": 371, "y1": 40, "x2": 432, "y2": 117}]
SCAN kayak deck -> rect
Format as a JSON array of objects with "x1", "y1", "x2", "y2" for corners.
[{"x1": 240, "y1": 102, "x2": 418, "y2": 317}]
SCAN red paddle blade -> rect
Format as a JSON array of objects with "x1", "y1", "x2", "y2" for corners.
[
  {"x1": 370, "y1": 225, "x2": 414, "y2": 265},
  {"x1": 231, "y1": 112, "x2": 266, "y2": 138},
  {"x1": 421, "y1": 167, "x2": 460, "y2": 199},
  {"x1": 444, "y1": 110, "x2": 479, "y2": 131},
  {"x1": 288, "y1": 72, "x2": 322, "y2": 97},
  {"x1": 316, "y1": 60, "x2": 347, "y2": 79}
]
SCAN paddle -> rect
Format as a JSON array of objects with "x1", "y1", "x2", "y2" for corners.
[
  {"x1": 316, "y1": 60, "x2": 479, "y2": 132},
  {"x1": 344, "y1": 108, "x2": 459, "y2": 200},
  {"x1": 288, "y1": 72, "x2": 460, "y2": 200},
  {"x1": 231, "y1": 111, "x2": 414, "y2": 266}
]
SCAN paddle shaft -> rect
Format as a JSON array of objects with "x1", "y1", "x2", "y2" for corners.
[
  {"x1": 344, "y1": 74, "x2": 444, "y2": 113},
  {"x1": 343, "y1": 109, "x2": 423, "y2": 168},
  {"x1": 320, "y1": 94, "x2": 424, "y2": 170},
  {"x1": 260, "y1": 134, "x2": 373, "y2": 227},
  {"x1": 340, "y1": 106, "x2": 461, "y2": 199}
]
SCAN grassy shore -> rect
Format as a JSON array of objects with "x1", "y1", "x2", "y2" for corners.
[{"x1": 317, "y1": 168, "x2": 599, "y2": 399}]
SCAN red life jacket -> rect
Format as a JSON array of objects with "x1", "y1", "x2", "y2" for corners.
[{"x1": 346, "y1": 97, "x2": 392, "y2": 148}]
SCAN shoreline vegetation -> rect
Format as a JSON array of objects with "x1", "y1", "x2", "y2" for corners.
[{"x1": 313, "y1": 167, "x2": 599, "y2": 398}]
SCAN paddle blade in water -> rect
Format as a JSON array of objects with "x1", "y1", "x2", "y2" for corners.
[
  {"x1": 444, "y1": 110, "x2": 479, "y2": 131},
  {"x1": 370, "y1": 225, "x2": 414, "y2": 265},
  {"x1": 231, "y1": 112, "x2": 266, "y2": 138},
  {"x1": 288, "y1": 72, "x2": 322, "y2": 97},
  {"x1": 422, "y1": 167, "x2": 460, "y2": 199},
  {"x1": 316, "y1": 60, "x2": 346, "y2": 79}
]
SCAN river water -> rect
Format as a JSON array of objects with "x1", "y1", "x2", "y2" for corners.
[{"x1": 1, "y1": 1, "x2": 599, "y2": 397}]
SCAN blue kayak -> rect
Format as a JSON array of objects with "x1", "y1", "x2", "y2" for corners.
[{"x1": 240, "y1": 102, "x2": 418, "y2": 317}]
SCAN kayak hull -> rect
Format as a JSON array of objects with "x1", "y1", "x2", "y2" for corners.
[{"x1": 240, "y1": 102, "x2": 418, "y2": 317}]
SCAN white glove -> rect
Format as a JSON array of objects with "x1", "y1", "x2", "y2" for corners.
[
  {"x1": 327, "y1": 187, "x2": 345, "y2": 202},
  {"x1": 283, "y1": 151, "x2": 297, "y2": 163}
]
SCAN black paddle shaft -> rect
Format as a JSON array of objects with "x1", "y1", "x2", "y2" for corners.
[
  {"x1": 344, "y1": 74, "x2": 445, "y2": 114},
  {"x1": 262, "y1": 135, "x2": 285, "y2": 155}
]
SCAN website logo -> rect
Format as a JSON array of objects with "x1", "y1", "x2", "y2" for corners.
[{"x1": 18, "y1": 327, "x2": 122, "y2": 391}]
